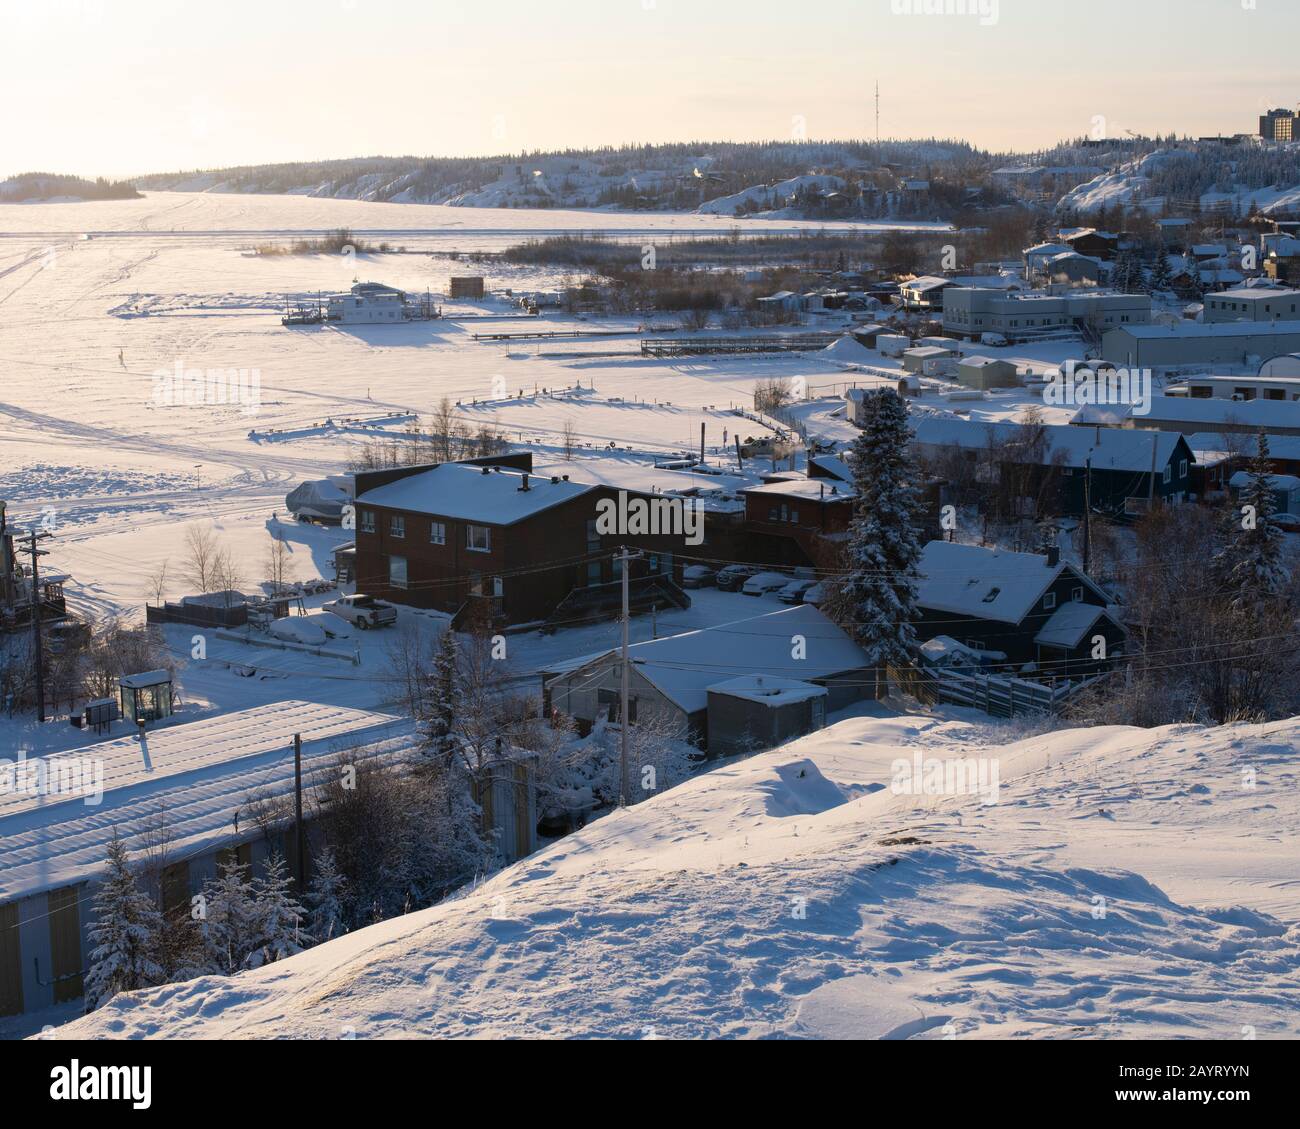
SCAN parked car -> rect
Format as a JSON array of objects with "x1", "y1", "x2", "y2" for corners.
[
  {"x1": 802, "y1": 583, "x2": 826, "y2": 607},
  {"x1": 778, "y1": 578, "x2": 818, "y2": 604},
  {"x1": 681, "y1": 565, "x2": 718, "y2": 589},
  {"x1": 742, "y1": 572, "x2": 792, "y2": 597},
  {"x1": 323, "y1": 594, "x2": 398, "y2": 629},
  {"x1": 716, "y1": 564, "x2": 762, "y2": 592},
  {"x1": 980, "y1": 332, "x2": 1008, "y2": 347}
]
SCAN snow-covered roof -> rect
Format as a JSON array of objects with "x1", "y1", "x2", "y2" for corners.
[
  {"x1": 917, "y1": 541, "x2": 1105, "y2": 626},
  {"x1": 356, "y1": 463, "x2": 597, "y2": 524},
  {"x1": 119, "y1": 669, "x2": 172, "y2": 689},
  {"x1": 1210, "y1": 287, "x2": 1300, "y2": 302},
  {"x1": 911, "y1": 417, "x2": 1187, "y2": 474},
  {"x1": 744, "y1": 477, "x2": 855, "y2": 501},
  {"x1": 1034, "y1": 601, "x2": 1111, "y2": 649},
  {"x1": 901, "y1": 275, "x2": 952, "y2": 294},
  {"x1": 959, "y1": 355, "x2": 1013, "y2": 369},
  {"x1": 707, "y1": 676, "x2": 828, "y2": 707},
  {"x1": 1130, "y1": 395, "x2": 1300, "y2": 427},
  {"x1": 547, "y1": 605, "x2": 869, "y2": 714},
  {"x1": 1110, "y1": 320, "x2": 1300, "y2": 340},
  {"x1": 0, "y1": 702, "x2": 412, "y2": 902},
  {"x1": 1229, "y1": 470, "x2": 1300, "y2": 491},
  {"x1": 1186, "y1": 431, "x2": 1300, "y2": 461}
]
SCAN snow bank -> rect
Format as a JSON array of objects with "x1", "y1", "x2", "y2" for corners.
[{"x1": 49, "y1": 713, "x2": 1300, "y2": 1040}]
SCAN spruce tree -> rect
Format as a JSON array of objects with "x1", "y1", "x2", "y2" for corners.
[
  {"x1": 842, "y1": 389, "x2": 924, "y2": 675},
  {"x1": 1149, "y1": 248, "x2": 1174, "y2": 293},
  {"x1": 247, "y1": 852, "x2": 306, "y2": 967},
  {"x1": 305, "y1": 848, "x2": 348, "y2": 944},
  {"x1": 424, "y1": 628, "x2": 459, "y2": 767},
  {"x1": 201, "y1": 859, "x2": 261, "y2": 975},
  {"x1": 1213, "y1": 432, "x2": 1291, "y2": 614},
  {"x1": 84, "y1": 833, "x2": 165, "y2": 1010}
]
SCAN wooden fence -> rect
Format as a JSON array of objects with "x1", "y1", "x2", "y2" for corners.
[{"x1": 888, "y1": 659, "x2": 1108, "y2": 719}]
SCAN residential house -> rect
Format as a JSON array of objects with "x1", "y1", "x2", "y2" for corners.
[
  {"x1": 541, "y1": 605, "x2": 878, "y2": 750},
  {"x1": 914, "y1": 541, "x2": 1125, "y2": 677},
  {"x1": 351, "y1": 456, "x2": 691, "y2": 627}
]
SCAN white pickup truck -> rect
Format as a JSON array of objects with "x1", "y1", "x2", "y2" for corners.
[{"x1": 322, "y1": 594, "x2": 398, "y2": 630}]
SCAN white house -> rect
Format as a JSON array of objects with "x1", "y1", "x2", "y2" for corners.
[{"x1": 327, "y1": 281, "x2": 407, "y2": 324}]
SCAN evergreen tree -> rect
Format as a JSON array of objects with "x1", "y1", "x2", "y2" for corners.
[
  {"x1": 84, "y1": 834, "x2": 165, "y2": 1010},
  {"x1": 1213, "y1": 432, "x2": 1291, "y2": 614},
  {"x1": 305, "y1": 848, "x2": 347, "y2": 944},
  {"x1": 247, "y1": 852, "x2": 306, "y2": 967},
  {"x1": 841, "y1": 389, "x2": 924, "y2": 674},
  {"x1": 424, "y1": 628, "x2": 459, "y2": 768},
  {"x1": 1149, "y1": 248, "x2": 1174, "y2": 293},
  {"x1": 201, "y1": 859, "x2": 261, "y2": 975}
]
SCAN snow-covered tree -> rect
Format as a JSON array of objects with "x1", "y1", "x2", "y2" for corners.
[
  {"x1": 305, "y1": 848, "x2": 347, "y2": 944},
  {"x1": 84, "y1": 833, "x2": 165, "y2": 1010},
  {"x1": 1213, "y1": 432, "x2": 1291, "y2": 614},
  {"x1": 841, "y1": 389, "x2": 924, "y2": 674},
  {"x1": 423, "y1": 627, "x2": 459, "y2": 768},
  {"x1": 246, "y1": 852, "x2": 306, "y2": 967},
  {"x1": 1149, "y1": 248, "x2": 1174, "y2": 293},
  {"x1": 200, "y1": 859, "x2": 261, "y2": 975}
]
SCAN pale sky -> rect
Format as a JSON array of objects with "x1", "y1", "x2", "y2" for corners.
[{"x1": 4, "y1": 0, "x2": 1299, "y2": 179}]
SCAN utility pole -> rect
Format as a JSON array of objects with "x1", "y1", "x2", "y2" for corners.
[
  {"x1": 617, "y1": 546, "x2": 643, "y2": 808},
  {"x1": 18, "y1": 530, "x2": 51, "y2": 723},
  {"x1": 293, "y1": 732, "x2": 305, "y2": 891},
  {"x1": 1083, "y1": 456, "x2": 1092, "y2": 575}
]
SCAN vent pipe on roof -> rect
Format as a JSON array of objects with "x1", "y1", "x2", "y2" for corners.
[
  {"x1": 481, "y1": 466, "x2": 491, "y2": 475},
  {"x1": 519, "y1": 474, "x2": 531, "y2": 492},
  {"x1": 1046, "y1": 546, "x2": 1060, "y2": 568}
]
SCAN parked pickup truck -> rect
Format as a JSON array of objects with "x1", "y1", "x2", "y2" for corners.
[{"x1": 323, "y1": 594, "x2": 398, "y2": 630}]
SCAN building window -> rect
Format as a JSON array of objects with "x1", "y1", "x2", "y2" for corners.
[
  {"x1": 429, "y1": 521, "x2": 446, "y2": 546},
  {"x1": 466, "y1": 524, "x2": 491, "y2": 553},
  {"x1": 1043, "y1": 592, "x2": 1057, "y2": 611},
  {"x1": 1163, "y1": 465, "x2": 1172, "y2": 485},
  {"x1": 360, "y1": 510, "x2": 375, "y2": 534},
  {"x1": 390, "y1": 514, "x2": 405, "y2": 539},
  {"x1": 1072, "y1": 587, "x2": 1084, "y2": 602},
  {"x1": 389, "y1": 555, "x2": 408, "y2": 589},
  {"x1": 1179, "y1": 459, "x2": 1188, "y2": 478},
  {"x1": 492, "y1": 576, "x2": 504, "y2": 598}
]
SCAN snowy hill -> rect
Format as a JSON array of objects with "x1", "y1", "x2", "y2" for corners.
[
  {"x1": 1059, "y1": 145, "x2": 1300, "y2": 217},
  {"x1": 51, "y1": 711, "x2": 1300, "y2": 1040}
]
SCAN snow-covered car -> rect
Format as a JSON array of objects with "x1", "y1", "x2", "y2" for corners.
[
  {"x1": 681, "y1": 565, "x2": 718, "y2": 589},
  {"x1": 1270, "y1": 512, "x2": 1300, "y2": 532},
  {"x1": 980, "y1": 332, "x2": 1008, "y2": 347},
  {"x1": 802, "y1": 583, "x2": 826, "y2": 607},
  {"x1": 778, "y1": 578, "x2": 818, "y2": 604},
  {"x1": 268, "y1": 617, "x2": 329, "y2": 646},
  {"x1": 322, "y1": 594, "x2": 398, "y2": 629},
  {"x1": 742, "y1": 572, "x2": 792, "y2": 597},
  {"x1": 716, "y1": 564, "x2": 761, "y2": 592}
]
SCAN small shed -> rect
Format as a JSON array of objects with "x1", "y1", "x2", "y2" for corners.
[
  {"x1": 903, "y1": 346, "x2": 958, "y2": 376},
  {"x1": 119, "y1": 670, "x2": 174, "y2": 724},
  {"x1": 877, "y1": 333, "x2": 912, "y2": 358},
  {"x1": 957, "y1": 356, "x2": 1020, "y2": 390},
  {"x1": 706, "y1": 676, "x2": 828, "y2": 758},
  {"x1": 917, "y1": 336, "x2": 958, "y2": 353}
]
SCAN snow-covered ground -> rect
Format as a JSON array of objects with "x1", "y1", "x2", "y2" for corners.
[{"x1": 48, "y1": 710, "x2": 1300, "y2": 1040}]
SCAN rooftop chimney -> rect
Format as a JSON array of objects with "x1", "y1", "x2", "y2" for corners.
[
  {"x1": 1046, "y1": 546, "x2": 1060, "y2": 568},
  {"x1": 518, "y1": 474, "x2": 531, "y2": 492}
]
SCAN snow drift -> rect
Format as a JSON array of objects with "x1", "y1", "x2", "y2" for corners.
[{"x1": 49, "y1": 711, "x2": 1300, "y2": 1040}]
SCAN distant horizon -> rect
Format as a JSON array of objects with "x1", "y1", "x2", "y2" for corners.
[
  {"x1": 4, "y1": 0, "x2": 1298, "y2": 181},
  {"x1": 0, "y1": 130, "x2": 1243, "y2": 188}
]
